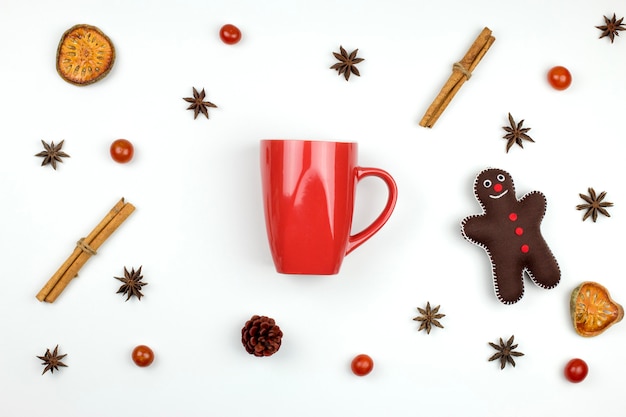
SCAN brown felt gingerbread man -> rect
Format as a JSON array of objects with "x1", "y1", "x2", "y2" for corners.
[{"x1": 461, "y1": 168, "x2": 560, "y2": 304}]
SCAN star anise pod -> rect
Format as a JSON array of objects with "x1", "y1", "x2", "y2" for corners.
[
  {"x1": 576, "y1": 187, "x2": 613, "y2": 222},
  {"x1": 183, "y1": 87, "x2": 217, "y2": 119},
  {"x1": 413, "y1": 302, "x2": 445, "y2": 334},
  {"x1": 488, "y1": 335, "x2": 524, "y2": 370},
  {"x1": 37, "y1": 345, "x2": 68, "y2": 375},
  {"x1": 115, "y1": 266, "x2": 147, "y2": 301},
  {"x1": 35, "y1": 140, "x2": 70, "y2": 170},
  {"x1": 330, "y1": 46, "x2": 364, "y2": 81},
  {"x1": 502, "y1": 113, "x2": 534, "y2": 152},
  {"x1": 596, "y1": 13, "x2": 625, "y2": 43}
]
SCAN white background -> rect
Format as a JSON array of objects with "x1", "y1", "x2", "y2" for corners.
[{"x1": 1, "y1": 0, "x2": 625, "y2": 415}]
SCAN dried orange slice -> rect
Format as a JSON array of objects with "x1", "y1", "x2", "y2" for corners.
[
  {"x1": 570, "y1": 281, "x2": 623, "y2": 337},
  {"x1": 56, "y1": 24, "x2": 115, "y2": 86}
]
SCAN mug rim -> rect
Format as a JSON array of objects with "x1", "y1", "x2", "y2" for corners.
[{"x1": 260, "y1": 139, "x2": 356, "y2": 145}]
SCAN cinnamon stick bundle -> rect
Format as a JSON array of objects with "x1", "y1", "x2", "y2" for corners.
[
  {"x1": 36, "y1": 198, "x2": 135, "y2": 303},
  {"x1": 419, "y1": 27, "x2": 495, "y2": 128}
]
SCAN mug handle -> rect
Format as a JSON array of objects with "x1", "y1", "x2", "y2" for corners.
[{"x1": 346, "y1": 167, "x2": 398, "y2": 255}]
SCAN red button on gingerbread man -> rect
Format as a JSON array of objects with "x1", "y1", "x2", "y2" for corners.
[{"x1": 461, "y1": 168, "x2": 560, "y2": 304}]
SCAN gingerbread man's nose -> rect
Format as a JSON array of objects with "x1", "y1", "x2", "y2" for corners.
[{"x1": 494, "y1": 183, "x2": 503, "y2": 192}]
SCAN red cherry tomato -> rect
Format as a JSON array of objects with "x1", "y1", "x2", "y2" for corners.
[
  {"x1": 132, "y1": 345, "x2": 154, "y2": 367},
  {"x1": 110, "y1": 139, "x2": 134, "y2": 163},
  {"x1": 564, "y1": 358, "x2": 588, "y2": 383},
  {"x1": 547, "y1": 66, "x2": 572, "y2": 90},
  {"x1": 351, "y1": 354, "x2": 374, "y2": 376},
  {"x1": 219, "y1": 24, "x2": 242, "y2": 45}
]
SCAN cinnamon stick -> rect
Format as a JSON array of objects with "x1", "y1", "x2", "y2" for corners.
[
  {"x1": 419, "y1": 27, "x2": 495, "y2": 128},
  {"x1": 36, "y1": 198, "x2": 135, "y2": 303}
]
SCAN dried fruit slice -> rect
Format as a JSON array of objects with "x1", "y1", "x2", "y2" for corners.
[
  {"x1": 56, "y1": 24, "x2": 115, "y2": 86},
  {"x1": 570, "y1": 281, "x2": 624, "y2": 337}
]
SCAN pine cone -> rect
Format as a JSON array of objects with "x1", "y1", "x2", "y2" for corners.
[{"x1": 241, "y1": 315, "x2": 283, "y2": 357}]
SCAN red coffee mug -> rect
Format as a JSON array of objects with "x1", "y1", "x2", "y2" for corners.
[{"x1": 260, "y1": 139, "x2": 398, "y2": 275}]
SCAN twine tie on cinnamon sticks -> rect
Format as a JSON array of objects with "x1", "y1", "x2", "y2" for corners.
[
  {"x1": 419, "y1": 27, "x2": 495, "y2": 128},
  {"x1": 452, "y1": 62, "x2": 472, "y2": 80},
  {"x1": 76, "y1": 238, "x2": 97, "y2": 255},
  {"x1": 36, "y1": 198, "x2": 135, "y2": 303}
]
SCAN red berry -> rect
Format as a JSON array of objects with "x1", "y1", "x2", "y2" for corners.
[
  {"x1": 547, "y1": 66, "x2": 572, "y2": 90},
  {"x1": 132, "y1": 345, "x2": 154, "y2": 367},
  {"x1": 219, "y1": 24, "x2": 242, "y2": 45},
  {"x1": 110, "y1": 139, "x2": 134, "y2": 163},
  {"x1": 351, "y1": 354, "x2": 374, "y2": 376},
  {"x1": 564, "y1": 358, "x2": 588, "y2": 383}
]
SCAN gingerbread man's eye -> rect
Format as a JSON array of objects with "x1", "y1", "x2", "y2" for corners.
[
  {"x1": 483, "y1": 179, "x2": 492, "y2": 188},
  {"x1": 497, "y1": 174, "x2": 506, "y2": 182}
]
